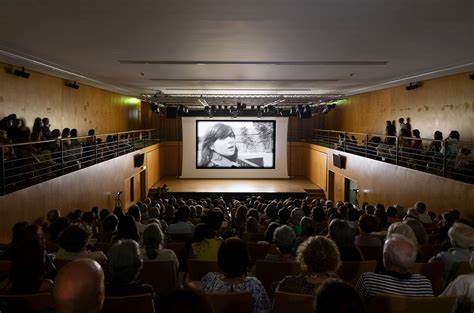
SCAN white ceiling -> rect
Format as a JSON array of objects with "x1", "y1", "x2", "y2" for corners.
[{"x1": 0, "y1": 0, "x2": 473, "y2": 96}]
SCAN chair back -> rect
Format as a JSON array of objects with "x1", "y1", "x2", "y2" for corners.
[
  {"x1": 187, "y1": 259, "x2": 221, "y2": 281},
  {"x1": 418, "y1": 244, "x2": 442, "y2": 262},
  {"x1": 102, "y1": 294, "x2": 155, "y2": 313},
  {"x1": 255, "y1": 260, "x2": 300, "y2": 292},
  {"x1": 0, "y1": 293, "x2": 54, "y2": 313},
  {"x1": 165, "y1": 242, "x2": 188, "y2": 272},
  {"x1": 241, "y1": 232, "x2": 264, "y2": 242},
  {"x1": 273, "y1": 292, "x2": 314, "y2": 313},
  {"x1": 205, "y1": 292, "x2": 253, "y2": 313},
  {"x1": 358, "y1": 246, "x2": 384, "y2": 270},
  {"x1": 337, "y1": 260, "x2": 377, "y2": 286},
  {"x1": 367, "y1": 294, "x2": 457, "y2": 313},
  {"x1": 53, "y1": 258, "x2": 71, "y2": 270},
  {"x1": 247, "y1": 242, "x2": 271, "y2": 264},
  {"x1": 139, "y1": 261, "x2": 177, "y2": 295},
  {"x1": 412, "y1": 262, "x2": 445, "y2": 295}
]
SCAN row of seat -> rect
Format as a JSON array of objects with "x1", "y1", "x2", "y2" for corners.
[{"x1": 0, "y1": 290, "x2": 461, "y2": 313}]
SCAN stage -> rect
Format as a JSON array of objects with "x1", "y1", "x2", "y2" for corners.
[{"x1": 150, "y1": 177, "x2": 325, "y2": 200}]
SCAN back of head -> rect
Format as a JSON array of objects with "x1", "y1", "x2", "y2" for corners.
[
  {"x1": 143, "y1": 223, "x2": 164, "y2": 259},
  {"x1": 273, "y1": 225, "x2": 296, "y2": 254},
  {"x1": 315, "y1": 279, "x2": 365, "y2": 313},
  {"x1": 383, "y1": 234, "x2": 417, "y2": 273},
  {"x1": 414, "y1": 202, "x2": 426, "y2": 214},
  {"x1": 300, "y1": 216, "x2": 315, "y2": 237},
  {"x1": 54, "y1": 259, "x2": 104, "y2": 313},
  {"x1": 358, "y1": 214, "x2": 379, "y2": 234},
  {"x1": 176, "y1": 206, "x2": 191, "y2": 222},
  {"x1": 107, "y1": 240, "x2": 142, "y2": 284},
  {"x1": 127, "y1": 205, "x2": 141, "y2": 221},
  {"x1": 297, "y1": 236, "x2": 340, "y2": 274},
  {"x1": 278, "y1": 208, "x2": 290, "y2": 224},
  {"x1": 406, "y1": 208, "x2": 420, "y2": 219},
  {"x1": 448, "y1": 222, "x2": 474, "y2": 249},
  {"x1": 217, "y1": 237, "x2": 250, "y2": 278},
  {"x1": 59, "y1": 224, "x2": 90, "y2": 253},
  {"x1": 116, "y1": 215, "x2": 140, "y2": 242},
  {"x1": 328, "y1": 219, "x2": 355, "y2": 248},
  {"x1": 386, "y1": 222, "x2": 418, "y2": 248},
  {"x1": 103, "y1": 214, "x2": 119, "y2": 233}
]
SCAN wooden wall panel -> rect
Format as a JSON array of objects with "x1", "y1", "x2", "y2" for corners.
[
  {"x1": 294, "y1": 142, "x2": 474, "y2": 220},
  {"x1": 0, "y1": 62, "x2": 141, "y2": 134},
  {"x1": 0, "y1": 144, "x2": 159, "y2": 243},
  {"x1": 321, "y1": 72, "x2": 474, "y2": 140}
]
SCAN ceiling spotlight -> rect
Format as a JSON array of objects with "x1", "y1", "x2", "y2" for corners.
[
  {"x1": 6, "y1": 66, "x2": 31, "y2": 79},
  {"x1": 289, "y1": 107, "x2": 296, "y2": 115}
]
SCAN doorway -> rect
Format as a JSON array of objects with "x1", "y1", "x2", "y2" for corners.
[
  {"x1": 328, "y1": 171, "x2": 335, "y2": 201},
  {"x1": 344, "y1": 177, "x2": 358, "y2": 205}
]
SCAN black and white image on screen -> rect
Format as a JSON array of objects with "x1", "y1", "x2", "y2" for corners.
[{"x1": 196, "y1": 120, "x2": 275, "y2": 168}]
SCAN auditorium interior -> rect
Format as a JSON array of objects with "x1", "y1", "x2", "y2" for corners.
[{"x1": 0, "y1": 1, "x2": 473, "y2": 313}]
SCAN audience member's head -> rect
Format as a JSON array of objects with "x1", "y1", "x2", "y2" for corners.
[
  {"x1": 448, "y1": 222, "x2": 474, "y2": 249},
  {"x1": 103, "y1": 214, "x2": 119, "y2": 234},
  {"x1": 116, "y1": 215, "x2": 140, "y2": 242},
  {"x1": 245, "y1": 216, "x2": 259, "y2": 233},
  {"x1": 386, "y1": 222, "x2": 418, "y2": 248},
  {"x1": 54, "y1": 259, "x2": 105, "y2": 313},
  {"x1": 59, "y1": 224, "x2": 90, "y2": 253},
  {"x1": 264, "y1": 221, "x2": 280, "y2": 243},
  {"x1": 127, "y1": 205, "x2": 141, "y2": 222},
  {"x1": 300, "y1": 216, "x2": 315, "y2": 237},
  {"x1": 193, "y1": 223, "x2": 215, "y2": 243},
  {"x1": 273, "y1": 225, "x2": 296, "y2": 255},
  {"x1": 383, "y1": 234, "x2": 417, "y2": 274},
  {"x1": 278, "y1": 208, "x2": 291, "y2": 224},
  {"x1": 143, "y1": 223, "x2": 165, "y2": 259},
  {"x1": 358, "y1": 214, "x2": 379, "y2": 234},
  {"x1": 175, "y1": 206, "x2": 191, "y2": 222},
  {"x1": 297, "y1": 236, "x2": 340, "y2": 274},
  {"x1": 107, "y1": 240, "x2": 143, "y2": 284},
  {"x1": 328, "y1": 219, "x2": 356, "y2": 248},
  {"x1": 46, "y1": 209, "x2": 60, "y2": 224},
  {"x1": 314, "y1": 279, "x2": 365, "y2": 313},
  {"x1": 414, "y1": 202, "x2": 427, "y2": 215},
  {"x1": 217, "y1": 237, "x2": 250, "y2": 278}
]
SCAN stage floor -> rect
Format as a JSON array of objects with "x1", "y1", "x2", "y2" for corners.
[{"x1": 153, "y1": 177, "x2": 321, "y2": 193}]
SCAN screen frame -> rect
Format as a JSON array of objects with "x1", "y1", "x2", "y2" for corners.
[{"x1": 195, "y1": 119, "x2": 276, "y2": 169}]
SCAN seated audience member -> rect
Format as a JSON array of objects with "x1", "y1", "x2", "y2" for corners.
[
  {"x1": 264, "y1": 221, "x2": 280, "y2": 244},
  {"x1": 191, "y1": 223, "x2": 222, "y2": 262},
  {"x1": 116, "y1": 215, "x2": 141, "y2": 242},
  {"x1": 311, "y1": 207, "x2": 328, "y2": 235},
  {"x1": 168, "y1": 206, "x2": 195, "y2": 235},
  {"x1": 328, "y1": 219, "x2": 363, "y2": 261},
  {"x1": 275, "y1": 236, "x2": 340, "y2": 295},
  {"x1": 200, "y1": 238, "x2": 271, "y2": 313},
  {"x1": 97, "y1": 214, "x2": 119, "y2": 243},
  {"x1": 265, "y1": 225, "x2": 296, "y2": 262},
  {"x1": 355, "y1": 215, "x2": 382, "y2": 248},
  {"x1": 386, "y1": 222, "x2": 418, "y2": 248},
  {"x1": 356, "y1": 234, "x2": 433, "y2": 301},
  {"x1": 403, "y1": 208, "x2": 428, "y2": 245},
  {"x1": 314, "y1": 279, "x2": 366, "y2": 313},
  {"x1": 289, "y1": 207, "x2": 305, "y2": 234},
  {"x1": 430, "y1": 222, "x2": 474, "y2": 282},
  {"x1": 440, "y1": 255, "x2": 474, "y2": 304},
  {"x1": 245, "y1": 216, "x2": 260, "y2": 234},
  {"x1": 0, "y1": 225, "x2": 54, "y2": 294},
  {"x1": 128, "y1": 205, "x2": 146, "y2": 236},
  {"x1": 386, "y1": 206, "x2": 400, "y2": 224},
  {"x1": 346, "y1": 207, "x2": 360, "y2": 229},
  {"x1": 54, "y1": 259, "x2": 105, "y2": 313},
  {"x1": 56, "y1": 224, "x2": 107, "y2": 263},
  {"x1": 141, "y1": 223, "x2": 179, "y2": 270},
  {"x1": 295, "y1": 216, "x2": 315, "y2": 248},
  {"x1": 414, "y1": 202, "x2": 432, "y2": 224},
  {"x1": 106, "y1": 240, "x2": 154, "y2": 297},
  {"x1": 47, "y1": 217, "x2": 70, "y2": 243}
]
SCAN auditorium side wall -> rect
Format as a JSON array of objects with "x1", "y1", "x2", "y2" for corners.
[
  {"x1": 320, "y1": 72, "x2": 474, "y2": 141},
  {"x1": 0, "y1": 62, "x2": 141, "y2": 134},
  {"x1": 0, "y1": 144, "x2": 163, "y2": 243},
  {"x1": 289, "y1": 142, "x2": 474, "y2": 220}
]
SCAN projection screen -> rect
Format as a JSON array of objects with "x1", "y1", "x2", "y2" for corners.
[{"x1": 181, "y1": 117, "x2": 289, "y2": 179}]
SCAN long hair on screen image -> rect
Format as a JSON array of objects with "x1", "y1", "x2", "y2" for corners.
[{"x1": 200, "y1": 123, "x2": 238, "y2": 167}]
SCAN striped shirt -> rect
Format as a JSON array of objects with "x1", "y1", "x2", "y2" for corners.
[{"x1": 356, "y1": 271, "x2": 433, "y2": 301}]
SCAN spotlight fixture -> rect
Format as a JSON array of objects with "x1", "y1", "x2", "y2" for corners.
[
  {"x1": 5, "y1": 66, "x2": 31, "y2": 79},
  {"x1": 405, "y1": 82, "x2": 422, "y2": 91},
  {"x1": 64, "y1": 80, "x2": 80, "y2": 89}
]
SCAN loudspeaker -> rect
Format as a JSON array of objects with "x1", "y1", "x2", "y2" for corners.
[
  {"x1": 333, "y1": 154, "x2": 346, "y2": 169},
  {"x1": 166, "y1": 107, "x2": 178, "y2": 119},
  {"x1": 134, "y1": 153, "x2": 145, "y2": 168}
]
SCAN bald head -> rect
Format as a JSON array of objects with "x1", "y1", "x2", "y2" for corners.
[
  {"x1": 383, "y1": 234, "x2": 417, "y2": 273},
  {"x1": 54, "y1": 259, "x2": 105, "y2": 313}
]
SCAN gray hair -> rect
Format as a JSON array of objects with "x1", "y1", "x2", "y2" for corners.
[
  {"x1": 448, "y1": 223, "x2": 474, "y2": 249},
  {"x1": 107, "y1": 240, "x2": 142, "y2": 284},
  {"x1": 383, "y1": 234, "x2": 416, "y2": 273},
  {"x1": 273, "y1": 225, "x2": 296, "y2": 254},
  {"x1": 290, "y1": 208, "x2": 305, "y2": 226},
  {"x1": 387, "y1": 222, "x2": 418, "y2": 248},
  {"x1": 143, "y1": 223, "x2": 165, "y2": 254}
]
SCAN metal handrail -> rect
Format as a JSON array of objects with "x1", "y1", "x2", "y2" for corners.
[
  {"x1": 311, "y1": 129, "x2": 473, "y2": 184},
  {"x1": 1, "y1": 128, "x2": 160, "y2": 195}
]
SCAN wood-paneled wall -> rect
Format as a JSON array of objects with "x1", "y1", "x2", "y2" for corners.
[
  {"x1": 0, "y1": 62, "x2": 141, "y2": 134},
  {"x1": 321, "y1": 72, "x2": 474, "y2": 140},
  {"x1": 288, "y1": 142, "x2": 474, "y2": 220},
  {"x1": 0, "y1": 144, "x2": 161, "y2": 243}
]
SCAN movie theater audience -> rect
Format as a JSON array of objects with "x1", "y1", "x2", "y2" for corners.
[{"x1": 141, "y1": 223, "x2": 179, "y2": 270}]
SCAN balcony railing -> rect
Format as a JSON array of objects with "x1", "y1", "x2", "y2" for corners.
[
  {"x1": 0, "y1": 129, "x2": 159, "y2": 195},
  {"x1": 311, "y1": 129, "x2": 474, "y2": 184}
]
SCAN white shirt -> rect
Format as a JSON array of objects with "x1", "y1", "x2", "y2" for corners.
[
  {"x1": 441, "y1": 274, "x2": 474, "y2": 302},
  {"x1": 167, "y1": 221, "x2": 195, "y2": 235}
]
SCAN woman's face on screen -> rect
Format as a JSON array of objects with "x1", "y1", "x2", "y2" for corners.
[{"x1": 211, "y1": 136, "x2": 236, "y2": 156}]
